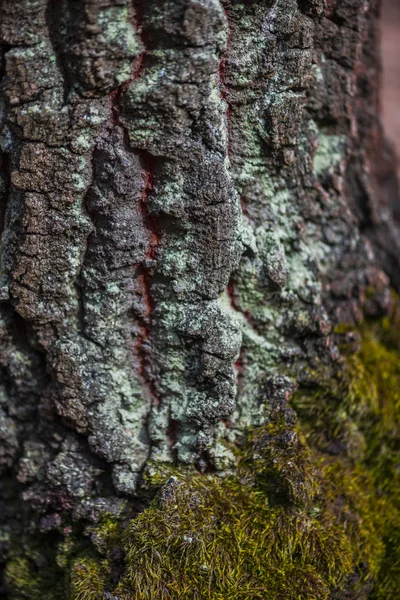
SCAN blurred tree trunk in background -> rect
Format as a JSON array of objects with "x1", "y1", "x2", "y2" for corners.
[
  {"x1": 1, "y1": 1, "x2": 400, "y2": 598},
  {"x1": 382, "y1": 0, "x2": 400, "y2": 151}
]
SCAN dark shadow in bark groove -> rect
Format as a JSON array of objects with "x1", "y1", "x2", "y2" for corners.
[{"x1": 45, "y1": 0, "x2": 71, "y2": 104}]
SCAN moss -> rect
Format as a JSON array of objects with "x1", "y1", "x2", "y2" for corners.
[
  {"x1": 61, "y1": 425, "x2": 388, "y2": 599},
  {"x1": 293, "y1": 310, "x2": 400, "y2": 598},
  {"x1": 116, "y1": 476, "x2": 346, "y2": 599},
  {"x1": 348, "y1": 315, "x2": 400, "y2": 437},
  {"x1": 5, "y1": 315, "x2": 400, "y2": 599},
  {"x1": 5, "y1": 545, "x2": 67, "y2": 600},
  {"x1": 106, "y1": 410, "x2": 391, "y2": 600},
  {"x1": 68, "y1": 513, "x2": 125, "y2": 600},
  {"x1": 353, "y1": 315, "x2": 400, "y2": 598},
  {"x1": 240, "y1": 417, "x2": 317, "y2": 506},
  {"x1": 69, "y1": 557, "x2": 110, "y2": 600},
  {"x1": 4, "y1": 514, "x2": 124, "y2": 600}
]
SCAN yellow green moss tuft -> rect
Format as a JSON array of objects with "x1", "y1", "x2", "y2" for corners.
[
  {"x1": 240, "y1": 418, "x2": 318, "y2": 505},
  {"x1": 66, "y1": 432, "x2": 389, "y2": 598},
  {"x1": 69, "y1": 557, "x2": 109, "y2": 600},
  {"x1": 116, "y1": 472, "x2": 350, "y2": 600},
  {"x1": 347, "y1": 314, "x2": 400, "y2": 437},
  {"x1": 294, "y1": 311, "x2": 400, "y2": 598}
]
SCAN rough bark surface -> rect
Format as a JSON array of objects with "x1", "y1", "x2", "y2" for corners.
[{"x1": 0, "y1": 0, "x2": 399, "y2": 598}]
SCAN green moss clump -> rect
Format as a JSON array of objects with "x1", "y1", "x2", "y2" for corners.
[
  {"x1": 348, "y1": 315, "x2": 400, "y2": 437},
  {"x1": 116, "y1": 473, "x2": 351, "y2": 600},
  {"x1": 5, "y1": 314, "x2": 400, "y2": 599},
  {"x1": 68, "y1": 513, "x2": 125, "y2": 600},
  {"x1": 4, "y1": 515, "x2": 123, "y2": 600},
  {"x1": 62, "y1": 419, "x2": 387, "y2": 599},
  {"x1": 5, "y1": 544, "x2": 67, "y2": 600},
  {"x1": 350, "y1": 316, "x2": 400, "y2": 597},
  {"x1": 293, "y1": 310, "x2": 400, "y2": 598},
  {"x1": 240, "y1": 414, "x2": 317, "y2": 506},
  {"x1": 69, "y1": 557, "x2": 109, "y2": 600}
]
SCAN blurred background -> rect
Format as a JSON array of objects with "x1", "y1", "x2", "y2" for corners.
[{"x1": 382, "y1": 0, "x2": 400, "y2": 154}]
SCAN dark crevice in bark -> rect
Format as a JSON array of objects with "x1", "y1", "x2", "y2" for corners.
[
  {"x1": 123, "y1": 4, "x2": 162, "y2": 415},
  {"x1": 345, "y1": 159, "x2": 374, "y2": 230},
  {"x1": 8, "y1": 309, "x2": 43, "y2": 359},
  {"x1": 0, "y1": 46, "x2": 9, "y2": 81},
  {"x1": 132, "y1": 0, "x2": 150, "y2": 50},
  {"x1": 134, "y1": 151, "x2": 162, "y2": 413},
  {"x1": 0, "y1": 309, "x2": 50, "y2": 426},
  {"x1": 166, "y1": 412, "x2": 179, "y2": 461},
  {"x1": 0, "y1": 570, "x2": 7, "y2": 600},
  {"x1": 195, "y1": 450, "x2": 217, "y2": 474},
  {"x1": 75, "y1": 146, "x2": 97, "y2": 345},
  {"x1": 45, "y1": 0, "x2": 71, "y2": 104},
  {"x1": 0, "y1": 151, "x2": 10, "y2": 242}
]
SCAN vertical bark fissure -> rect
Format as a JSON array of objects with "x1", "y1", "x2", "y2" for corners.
[
  {"x1": 135, "y1": 152, "x2": 161, "y2": 403},
  {"x1": 74, "y1": 146, "x2": 96, "y2": 345},
  {"x1": 0, "y1": 151, "x2": 10, "y2": 289},
  {"x1": 45, "y1": 0, "x2": 71, "y2": 104}
]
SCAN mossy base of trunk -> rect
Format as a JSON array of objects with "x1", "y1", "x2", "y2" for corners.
[{"x1": 5, "y1": 313, "x2": 400, "y2": 599}]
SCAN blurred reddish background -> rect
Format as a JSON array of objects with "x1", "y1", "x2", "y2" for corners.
[{"x1": 382, "y1": 0, "x2": 400, "y2": 154}]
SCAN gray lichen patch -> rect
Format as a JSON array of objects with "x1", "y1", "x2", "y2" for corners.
[
  {"x1": 313, "y1": 131, "x2": 347, "y2": 177},
  {"x1": 216, "y1": 0, "x2": 397, "y2": 444},
  {"x1": 118, "y1": 0, "x2": 245, "y2": 465}
]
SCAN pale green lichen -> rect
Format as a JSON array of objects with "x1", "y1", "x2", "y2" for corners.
[{"x1": 313, "y1": 132, "x2": 347, "y2": 177}]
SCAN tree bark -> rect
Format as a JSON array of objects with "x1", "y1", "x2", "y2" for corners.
[{"x1": 0, "y1": 0, "x2": 399, "y2": 598}]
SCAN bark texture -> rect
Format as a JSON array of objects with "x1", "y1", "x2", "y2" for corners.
[{"x1": 0, "y1": 0, "x2": 399, "y2": 598}]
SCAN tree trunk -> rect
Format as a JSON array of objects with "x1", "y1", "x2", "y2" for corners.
[{"x1": 1, "y1": 0, "x2": 399, "y2": 598}]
